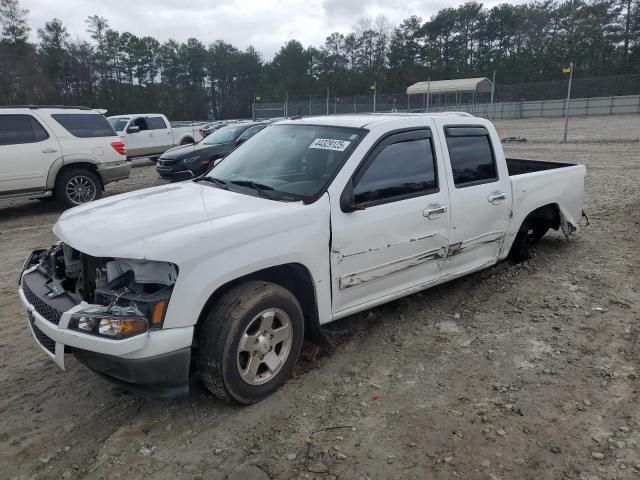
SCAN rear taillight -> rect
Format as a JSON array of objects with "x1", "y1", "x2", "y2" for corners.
[{"x1": 111, "y1": 141, "x2": 127, "y2": 156}]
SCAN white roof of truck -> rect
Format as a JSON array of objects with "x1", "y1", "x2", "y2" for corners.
[
  {"x1": 277, "y1": 112, "x2": 475, "y2": 129},
  {"x1": 108, "y1": 113, "x2": 164, "y2": 118}
]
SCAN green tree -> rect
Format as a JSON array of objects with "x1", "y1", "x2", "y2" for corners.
[
  {"x1": 0, "y1": 0, "x2": 29, "y2": 43},
  {"x1": 37, "y1": 18, "x2": 70, "y2": 102}
]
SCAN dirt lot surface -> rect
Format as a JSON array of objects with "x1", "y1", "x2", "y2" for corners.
[{"x1": 1, "y1": 115, "x2": 639, "y2": 480}]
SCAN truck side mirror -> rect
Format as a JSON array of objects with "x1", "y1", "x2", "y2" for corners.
[
  {"x1": 340, "y1": 180, "x2": 364, "y2": 213},
  {"x1": 127, "y1": 126, "x2": 140, "y2": 134}
]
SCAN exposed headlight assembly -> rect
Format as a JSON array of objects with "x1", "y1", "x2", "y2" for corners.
[
  {"x1": 70, "y1": 305, "x2": 148, "y2": 339},
  {"x1": 69, "y1": 259, "x2": 177, "y2": 339}
]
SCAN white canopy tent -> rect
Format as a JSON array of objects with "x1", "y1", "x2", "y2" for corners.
[
  {"x1": 406, "y1": 77, "x2": 495, "y2": 112},
  {"x1": 406, "y1": 77, "x2": 493, "y2": 95}
]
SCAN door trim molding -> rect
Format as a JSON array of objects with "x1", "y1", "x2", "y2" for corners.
[
  {"x1": 339, "y1": 244, "x2": 447, "y2": 290},
  {"x1": 337, "y1": 230, "x2": 504, "y2": 291}
]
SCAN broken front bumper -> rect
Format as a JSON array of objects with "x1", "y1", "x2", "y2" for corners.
[{"x1": 18, "y1": 261, "x2": 193, "y2": 398}]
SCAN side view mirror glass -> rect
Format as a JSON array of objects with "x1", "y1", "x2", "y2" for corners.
[{"x1": 127, "y1": 126, "x2": 140, "y2": 134}]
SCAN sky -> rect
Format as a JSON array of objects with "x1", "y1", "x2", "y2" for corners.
[{"x1": 22, "y1": 0, "x2": 520, "y2": 59}]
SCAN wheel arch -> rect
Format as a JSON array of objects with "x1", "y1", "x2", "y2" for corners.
[
  {"x1": 48, "y1": 160, "x2": 102, "y2": 191},
  {"x1": 195, "y1": 263, "x2": 329, "y2": 348},
  {"x1": 502, "y1": 202, "x2": 564, "y2": 257},
  {"x1": 518, "y1": 203, "x2": 562, "y2": 232}
]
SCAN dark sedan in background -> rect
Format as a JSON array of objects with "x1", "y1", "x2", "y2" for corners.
[{"x1": 156, "y1": 121, "x2": 267, "y2": 181}]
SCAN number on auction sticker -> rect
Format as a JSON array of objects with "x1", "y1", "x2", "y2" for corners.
[{"x1": 309, "y1": 138, "x2": 351, "y2": 151}]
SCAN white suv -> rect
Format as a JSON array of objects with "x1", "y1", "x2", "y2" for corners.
[{"x1": 0, "y1": 106, "x2": 130, "y2": 207}]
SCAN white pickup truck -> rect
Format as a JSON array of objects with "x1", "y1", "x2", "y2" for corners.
[
  {"x1": 19, "y1": 113, "x2": 585, "y2": 403},
  {"x1": 108, "y1": 114, "x2": 204, "y2": 158}
]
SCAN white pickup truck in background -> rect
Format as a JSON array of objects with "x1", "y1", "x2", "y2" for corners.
[
  {"x1": 108, "y1": 114, "x2": 204, "y2": 158},
  {"x1": 19, "y1": 113, "x2": 586, "y2": 404}
]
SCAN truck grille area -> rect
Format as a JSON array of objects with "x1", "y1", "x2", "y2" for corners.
[
  {"x1": 31, "y1": 322, "x2": 56, "y2": 354},
  {"x1": 22, "y1": 279, "x2": 63, "y2": 325},
  {"x1": 21, "y1": 270, "x2": 77, "y2": 326}
]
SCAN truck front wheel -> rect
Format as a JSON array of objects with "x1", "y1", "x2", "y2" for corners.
[{"x1": 197, "y1": 281, "x2": 305, "y2": 404}]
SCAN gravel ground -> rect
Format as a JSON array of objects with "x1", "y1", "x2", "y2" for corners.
[{"x1": 1, "y1": 115, "x2": 639, "y2": 480}]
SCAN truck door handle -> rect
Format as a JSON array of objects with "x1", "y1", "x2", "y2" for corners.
[
  {"x1": 423, "y1": 203, "x2": 447, "y2": 219},
  {"x1": 488, "y1": 191, "x2": 507, "y2": 204},
  {"x1": 41, "y1": 148, "x2": 57, "y2": 153}
]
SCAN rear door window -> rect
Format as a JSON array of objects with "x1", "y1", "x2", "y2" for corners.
[
  {"x1": 148, "y1": 117, "x2": 168, "y2": 130},
  {"x1": 445, "y1": 127, "x2": 498, "y2": 187},
  {"x1": 51, "y1": 114, "x2": 115, "y2": 138},
  {"x1": 353, "y1": 130, "x2": 438, "y2": 205},
  {"x1": 0, "y1": 114, "x2": 50, "y2": 145}
]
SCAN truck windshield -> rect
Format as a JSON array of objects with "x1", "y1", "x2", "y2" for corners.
[
  {"x1": 206, "y1": 124, "x2": 365, "y2": 202},
  {"x1": 108, "y1": 117, "x2": 129, "y2": 132},
  {"x1": 201, "y1": 125, "x2": 248, "y2": 145}
]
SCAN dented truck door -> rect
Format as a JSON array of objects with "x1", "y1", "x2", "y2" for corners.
[
  {"x1": 330, "y1": 128, "x2": 451, "y2": 315},
  {"x1": 435, "y1": 122, "x2": 511, "y2": 273}
]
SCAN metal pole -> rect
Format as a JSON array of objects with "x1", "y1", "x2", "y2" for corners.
[
  {"x1": 285, "y1": 91, "x2": 288, "y2": 117},
  {"x1": 309, "y1": 95, "x2": 312, "y2": 116},
  {"x1": 563, "y1": 62, "x2": 574, "y2": 143},
  {"x1": 426, "y1": 77, "x2": 431, "y2": 112},
  {"x1": 490, "y1": 71, "x2": 496, "y2": 120},
  {"x1": 334, "y1": 96, "x2": 337, "y2": 114},
  {"x1": 326, "y1": 87, "x2": 329, "y2": 115},
  {"x1": 373, "y1": 82, "x2": 377, "y2": 113}
]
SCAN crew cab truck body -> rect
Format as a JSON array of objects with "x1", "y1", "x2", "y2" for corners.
[
  {"x1": 18, "y1": 113, "x2": 585, "y2": 403},
  {"x1": 108, "y1": 114, "x2": 204, "y2": 158},
  {"x1": 0, "y1": 106, "x2": 130, "y2": 207}
]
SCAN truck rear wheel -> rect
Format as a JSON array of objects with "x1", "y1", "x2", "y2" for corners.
[
  {"x1": 54, "y1": 168, "x2": 102, "y2": 208},
  {"x1": 197, "y1": 281, "x2": 304, "y2": 404}
]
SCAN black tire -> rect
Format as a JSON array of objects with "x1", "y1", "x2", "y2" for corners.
[
  {"x1": 54, "y1": 168, "x2": 102, "y2": 208},
  {"x1": 197, "y1": 281, "x2": 304, "y2": 404},
  {"x1": 180, "y1": 137, "x2": 193, "y2": 145},
  {"x1": 509, "y1": 221, "x2": 549, "y2": 262}
]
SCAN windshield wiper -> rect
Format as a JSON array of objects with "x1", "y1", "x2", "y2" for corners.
[
  {"x1": 229, "y1": 179, "x2": 274, "y2": 199},
  {"x1": 193, "y1": 176, "x2": 228, "y2": 189}
]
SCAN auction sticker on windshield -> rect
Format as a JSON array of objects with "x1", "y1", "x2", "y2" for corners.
[{"x1": 309, "y1": 138, "x2": 351, "y2": 151}]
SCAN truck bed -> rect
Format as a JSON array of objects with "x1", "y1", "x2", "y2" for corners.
[{"x1": 506, "y1": 158, "x2": 577, "y2": 176}]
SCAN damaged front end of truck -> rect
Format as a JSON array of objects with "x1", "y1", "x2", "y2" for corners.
[{"x1": 19, "y1": 243, "x2": 190, "y2": 398}]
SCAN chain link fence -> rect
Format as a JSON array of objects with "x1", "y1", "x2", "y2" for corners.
[{"x1": 253, "y1": 73, "x2": 640, "y2": 122}]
